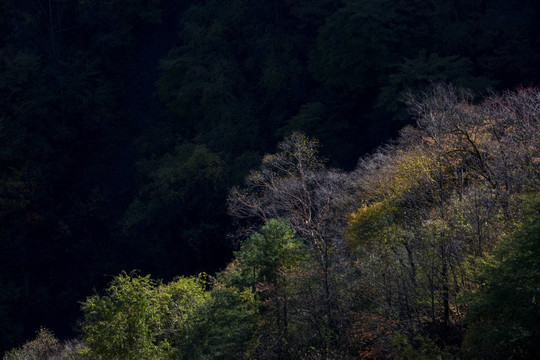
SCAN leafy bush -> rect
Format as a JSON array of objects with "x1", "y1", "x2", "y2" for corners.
[
  {"x1": 80, "y1": 272, "x2": 208, "y2": 360},
  {"x1": 3, "y1": 328, "x2": 85, "y2": 360}
]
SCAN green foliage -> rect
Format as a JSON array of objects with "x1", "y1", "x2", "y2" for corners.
[
  {"x1": 78, "y1": 0, "x2": 162, "y2": 47},
  {"x1": 184, "y1": 284, "x2": 259, "y2": 360},
  {"x1": 80, "y1": 272, "x2": 209, "y2": 360},
  {"x1": 310, "y1": 0, "x2": 396, "y2": 92},
  {"x1": 0, "y1": 51, "x2": 53, "y2": 164},
  {"x1": 79, "y1": 270, "x2": 260, "y2": 360},
  {"x1": 156, "y1": 0, "x2": 266, "y2": 155},
  {"x1": 1, "y1": 0, "x2": 540, "y2": 353},
  {"x1": 378, "y1": 51, "x2": 494, "y2": 119},
  {"x1": 345, "y1": 86, "x2": 540, "y2": 356},
  {"x1": 241, "y1": 219, "x2": 308, "y2": 285},
  {"x1": 221, "y1": 219, "x2": 309, "y2": 289},
  {"x1": 392, "y1": 334, "x2": 453, "y2": 360},
  {"x1": 122, "y1": 143, "x2": 227, "y2": 275},
  {"x1": 125, "y1": 143, "x2": 224, "y2": 223},
  {"x1": 81, "y1": 273, "x2": 169, "y2": 360},
  {"x1": 463, "y1": 194, "x2": 540, "y2": 359}
]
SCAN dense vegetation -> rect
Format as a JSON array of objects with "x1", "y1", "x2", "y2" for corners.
[
  {"x1": 5, "y1": 86, "x2": 540, "y2": 359},
  {"x1": 1, "y1": 0, "x2": 539, "y2": 358}
]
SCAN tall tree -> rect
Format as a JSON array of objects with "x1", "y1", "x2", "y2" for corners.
[
  {"x1": 228, "y1": 132, "x2": 353, "y2": 358},
  {"x1": 463, "y1": 194, "x2": 540, "y2": 359}
]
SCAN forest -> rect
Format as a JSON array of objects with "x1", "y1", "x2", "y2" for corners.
[{"x1": 1, "y1": 0, "x2": 539, "y2": 359}]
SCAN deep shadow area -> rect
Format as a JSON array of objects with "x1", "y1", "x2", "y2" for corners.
[{"x1": 1, "y1": 0, "x2": 539, "y2": 353}]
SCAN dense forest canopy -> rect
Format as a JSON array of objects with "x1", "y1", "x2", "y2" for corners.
[{"x1": 1, "y1": 0, "x2": 539, "y2": 358}]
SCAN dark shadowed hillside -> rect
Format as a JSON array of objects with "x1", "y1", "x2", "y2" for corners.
[{"x1": 1, "y1": 0, "x2": 539, "y2": 355}]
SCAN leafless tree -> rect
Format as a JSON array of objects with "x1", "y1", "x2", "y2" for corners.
[{"x1": 228, "y1": 132, "x2": 354, "y2": 359}]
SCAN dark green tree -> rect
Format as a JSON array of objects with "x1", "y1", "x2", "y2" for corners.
[
  {"x1": 463, "y1": 195, "x2": 540, "y2": 359},
  {"x1": 123, "y1": 143, "x2": 229, "y2": 276}
]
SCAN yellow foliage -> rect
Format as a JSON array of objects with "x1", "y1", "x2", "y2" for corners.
[
  {"x1": 348, "y1": 151, "x2": 440, "y2": 251},
  {"x1": 388, "y1": 152, "x2": 436, "y2": 199},
  {"x1": 345, "y1": 200, "x2": 401, "y2": 250}
]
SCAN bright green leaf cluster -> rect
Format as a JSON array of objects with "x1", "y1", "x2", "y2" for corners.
[{"x1": 80, "y1": 272, "x2": 209, "y2": 360}]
